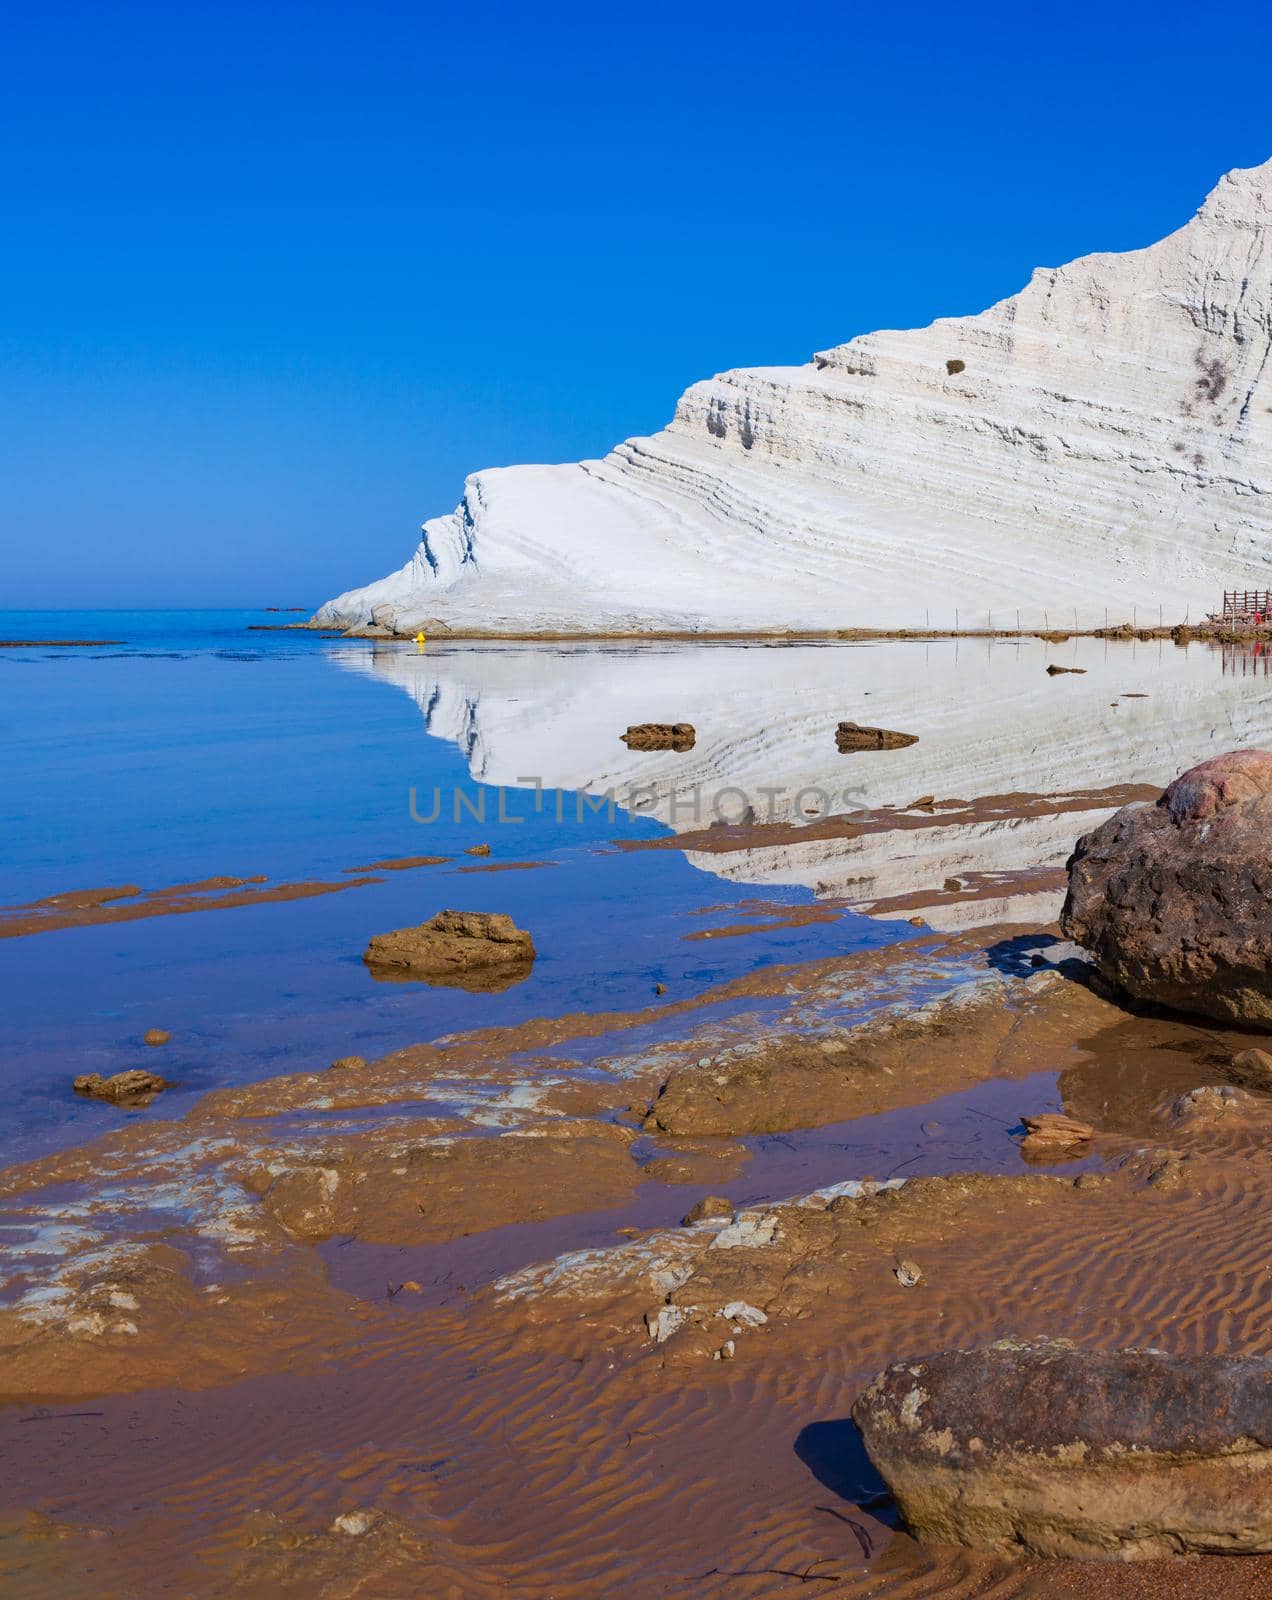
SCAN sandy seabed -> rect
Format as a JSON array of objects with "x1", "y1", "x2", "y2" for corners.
[{"x1": 2, "y1": 911, "x2": 1271, "y2": 1599}]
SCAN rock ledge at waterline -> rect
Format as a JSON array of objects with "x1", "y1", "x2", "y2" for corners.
[{"x1": 316, "y1": 158, "x2": 1272, "y2": 636}]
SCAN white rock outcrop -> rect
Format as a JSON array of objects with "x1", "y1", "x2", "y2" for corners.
[{"x1": 317, "y1": 158, "x2": 1272, "y2": 636}]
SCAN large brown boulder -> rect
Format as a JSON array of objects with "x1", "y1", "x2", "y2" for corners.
[
  {"x1": 363, "y1": 910, "x2": 535, "y2": 991},
  {"x1": 852, "y1": 1339, "x2": 1272, "y2": 1559},
  {"x1": 1061, "y1": 750, "x2": 1272, "y2": 1022}
]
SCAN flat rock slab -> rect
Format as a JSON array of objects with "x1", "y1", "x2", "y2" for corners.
[
  {"x1": 853, "y1": 1339, "x2": 1272, "y2": 1559},
  {"x1": 1019, "y1": 1112, "x2": 1094, "y2": 1161},
  {"x1": 1062, "y1": 749, "x2": 1272, "y2": 1023},
  {"x1": 363, "y1": 910, "x2": 535, "y2": 991},
  {"x1": 836, "y1": 722, "x2": 919, "y2": 752},
  {"x1": 620, "y1": 723, "x2": 695, "y2": 751}
]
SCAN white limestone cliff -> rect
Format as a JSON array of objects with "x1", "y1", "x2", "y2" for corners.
[{"x1": 317, "y1": 158, "x2": 1272, "y2": 635}]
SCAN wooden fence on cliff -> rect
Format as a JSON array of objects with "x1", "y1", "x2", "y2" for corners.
[{"x1": 1219, "y1": 590, "x2": 1272, "y2": 625}]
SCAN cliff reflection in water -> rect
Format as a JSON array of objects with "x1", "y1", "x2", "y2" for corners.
[{"x1": 335, "y1": 637, "x2": 1272, "y2": 931}]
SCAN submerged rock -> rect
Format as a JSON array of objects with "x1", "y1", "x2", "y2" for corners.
[
  {"x1": 142, "y1": 1028, "x2": 171, "y2": 1046},
  {"x1": 620, "y1": 723, "x2": 695, "y2": 752},
  {"x1": 73, "y1": 1069, "x2": 168, "y2": 1106},
  {"x1": 1061, "y1": 750, "x2": 1272, "y2": 1023},
  {"x1": 853, "y1": 1339, "x2": 1272, "y2": 1558},
  {"x1": 1169, "y1": 1084, "x2": 1250, "y2": 1126},
  {"x1": 363, "y1": 910, "x2": 535, "y2": 990},
  {"x1": 835, "y1": 722, "x2": 919, "y2": 752},
  {"x1": 681, "y1": 1195, "x2": 734, "y2": 1226}
]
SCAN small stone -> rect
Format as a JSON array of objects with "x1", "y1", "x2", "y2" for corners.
[
  {"x1": 73, "y1": 1070, "x2": 168, "y2": 1106},
  {"x1": 893, "y1": 1259, "x2": 923, "y2": 1288},
  {"x1": 329, "y1": 1055, "x2": 367, "y2": 1071},
  {"x1": 464, "y1": 843, "x2": 491, "y2": 856},
  {"x1": 654, "y1": 982, "x2": 667, "y2": 995},
  {"x1": 645, "y1": 1304, "x2": 692, "y2": 1344},
  {"x1": 682, "y1": 1195, "x2": 734, "y2": 1226},
  {"x1": 1229, "y1": 1047, "x2": 1272, "y2": 1092},
  {"x1": 908, "y1": 916, "x2": 926, "y2": 928},
  {"x1": 331, "y1": 1511, "x2": 376, "y2": 1537},
  {"x1": 142, "y1": 1028, "x2": 170, "y2": 1046},
  {"x1": 943, "y1": 877, "x2": 963, "y2": 893},
  {"x1": 718, "y1": 1300, "x2": 767, "y2": 1326},
  {"x1": 715, "y1": 1339, "x2": 736, "y2": 1361}
]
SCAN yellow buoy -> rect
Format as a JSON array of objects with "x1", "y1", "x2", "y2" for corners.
[{"x1": 415, "y1": 631, "x2": 426, "y2": 649}]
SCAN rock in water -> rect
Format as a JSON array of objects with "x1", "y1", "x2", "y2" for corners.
[
  {"x1": 363, "y1": 910, "x2": 535, "y2": 991},
  {"x1": 1230, "y1": 1047, "x2": 1272, "y2": 1092},
  {"x1": 316, "y1": 158, "x2": 1272, "y2": 637},
  {"x1": 835, "y1": 722, "x2": 919, "y2": 752},
  {"x1": 73, "y1": 1070, "x2": 168, "y2": 1105},
  {"x1": 1061, "y1": 750, "x2": 1272, "y2": 1022},
  {"x1": 620, "y1": 723, "x2": 696, "y2": 751},
  {"x1": 852, "y1": 1340, "x2": 1272, "y2": 1558},
  {"x1": 681, "y1": 1195, "x2": 734, "y2": 1226},
  {"x1": 1018, "y1": 1113, "x2": 1094, "y2": 1160}
]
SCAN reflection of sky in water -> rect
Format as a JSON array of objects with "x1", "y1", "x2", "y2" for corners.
[
  {"x1": 0, "y1": 612, "x2": 903, "y2": 1164},
  {"x1": 5, "y1": 612, "x2": 1272, "y2": 1167}
]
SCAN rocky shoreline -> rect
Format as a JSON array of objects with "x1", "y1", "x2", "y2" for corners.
[{"x1": 3, "y1": 892, "x2": 1271, "y2": 1593}]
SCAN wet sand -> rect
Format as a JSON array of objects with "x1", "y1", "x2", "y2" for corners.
[
  {"x1": 615, "y1": 786, "x2": 1163, "y2": 858},
  {"x1": 2, "y1": 925, "x2": 1271, "y2": 1596},
  {"x1": 0, "y1": 863, "x2": 457, "y2": 939}
]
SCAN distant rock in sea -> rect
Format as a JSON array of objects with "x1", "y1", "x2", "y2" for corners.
[{"x1": 317, "y1": 157, "x2": 1272, "y2": 636}]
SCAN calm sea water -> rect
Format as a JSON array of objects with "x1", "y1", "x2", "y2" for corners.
[
  {"x1": 8, "y1": 611, "x2": 1271, "y2": 1170},
  {"x1": 0, "y1": 611, "x2": 902, "y2": 1164}
]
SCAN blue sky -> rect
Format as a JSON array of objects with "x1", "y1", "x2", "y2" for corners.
[{"x1": 4, "y1": 0, "x2": 1271, "y2": 608}]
